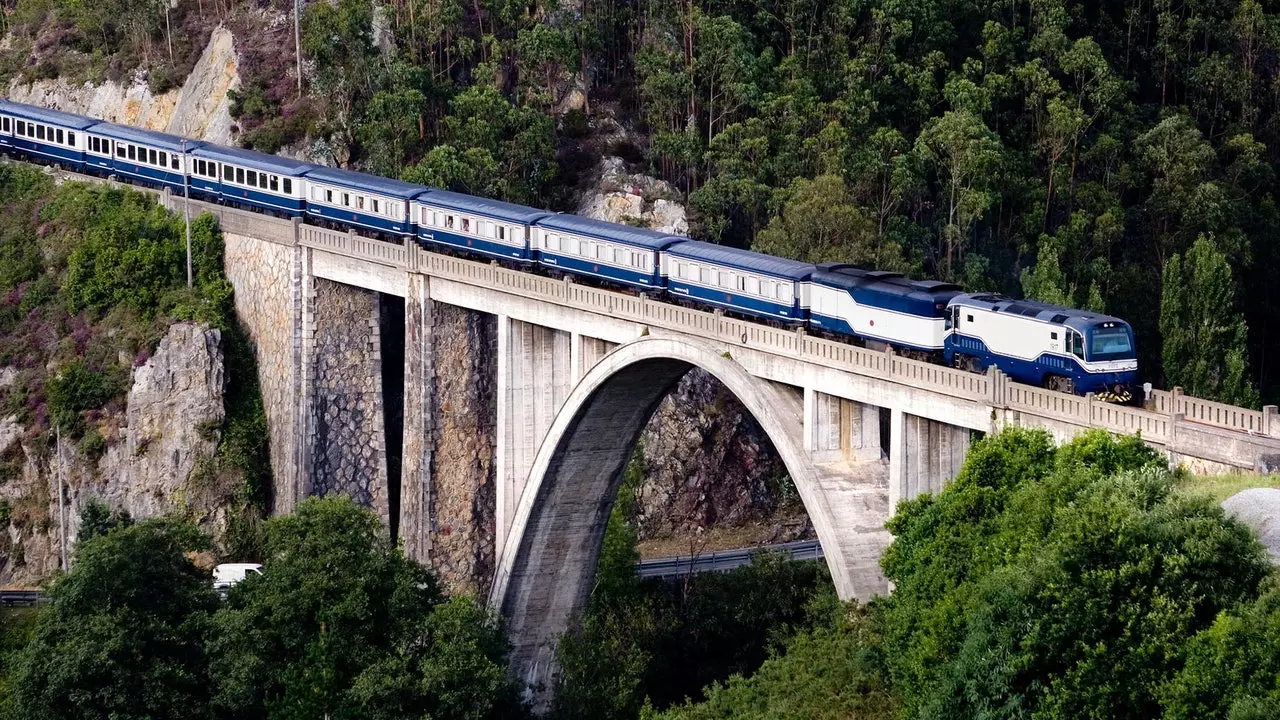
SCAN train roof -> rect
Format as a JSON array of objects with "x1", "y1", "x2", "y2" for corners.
[
  {"x1": 813, "y1": 263, "x2": 963, "y2": 298},
  {"x1": 418, "y1": 189, "x2": 552, "y2": 224},
  {"x1": 666, "y1": 240, "x2": 815, "y2": 280},
  {"x1": 535, "y1": 213, "x2": 686, "y2": 250},
  {"x1": 89, "y1": 121, "x2": 203, "y2": 153},
  {"x1": 952, "y1": 293, "x2": 1131, "y2": 329},
  {"x1": 0, "y1": 100, "x2": 98, "y2": 129},
  {"x1": 303, "y1": 165, "x2": 427, "y2": 199},
  {"x1": 193, "y1": 144, "x2": 314, "y2": 175}
]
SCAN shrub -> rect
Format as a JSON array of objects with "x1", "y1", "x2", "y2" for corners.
[{"x1": 45, "y1": 361, "x2": 116, "y2": 435}]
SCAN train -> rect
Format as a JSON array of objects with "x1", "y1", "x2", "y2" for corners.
[{"x1": 0, "y1": 99, "x2": 1138, "y2": 402}]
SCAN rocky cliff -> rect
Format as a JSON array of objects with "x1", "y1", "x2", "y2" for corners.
[
  {"x1": 0, "y1": 322, "x2": 231, "y2": 583},
  {"x1": 7, "y1": 26, "x2": 241, "y2": 143}
]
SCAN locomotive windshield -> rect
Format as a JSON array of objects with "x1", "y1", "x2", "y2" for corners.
[{"x1": 1088, "y1": 324, "x2": 1134, "y2": 361}]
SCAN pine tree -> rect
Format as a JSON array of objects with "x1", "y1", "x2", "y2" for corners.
[{"x1": 1159, "y1": 236, "x2": 1259, "y2": 406}]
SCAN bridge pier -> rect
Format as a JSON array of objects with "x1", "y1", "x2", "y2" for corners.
[
  {"x1": 804, "y1": 389, "x2": 883, "y2": 463},
  {"x1": 888, "y1": 408, "x2": 972, "y2": 508}
]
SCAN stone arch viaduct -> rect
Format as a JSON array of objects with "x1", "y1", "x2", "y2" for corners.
[{"x1": 60, "y1": 173, "x2": 1280, "y2": 708}]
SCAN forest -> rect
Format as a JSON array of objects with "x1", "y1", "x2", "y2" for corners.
[{"x1": 1, "y1": 0, "x2": 1276, "y2": 405}]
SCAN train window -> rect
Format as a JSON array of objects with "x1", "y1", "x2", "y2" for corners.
[
  {"x1": 56, "y1": 129, "x2": 64, "y2": 144},
  {"x1": 1, "y1": 117, "x2": 8, "y2": 132},
  {"x1": 68, "y1": 131, "x2": 76, "y2": 145},
  {"x1": 116, "y1": 143, "x2": 125, "y2": 158},
  {"x1": 283, "y1": 178, "x2": 292, "y2": 194},
  {"x1": 89, "y1": 137, "x2": 97, "y2": 152},
  {"x1": 269, "y1": 176, "x2": 278, "y2": 192},
  {"x1": 128, "y1": 145, "x2": 136, "y2": 160},
  {"x1": 462, "y1": 218, "x2": 471, "y2": 232},
  {"x1": 446, "y1": 215, "x2": 455, "y2": 229},
  {"x1": 14, "y1": 120, "x2": 23, "y2": 135},
  {"x1": 966, "y1": 314, "x2": 974, "y2": 323},
  {"x1": 341, "y1": 192, "x2": 349, "y2": 206},
  {"x1": 325, "y1": 189, "x2": 333, "y2": 203},
  {"x1": 497, "y1": 226, "x2": 506, "y2": 241},
  {"x1": 371, "y1": 198, "x2": 379, "y2": 214},
  {"x1": 1051, "y1": 332, "x2": 1058, "y2": 341},
  {"x1": 36, "y1": 125, "x2": 45, "y2": 140},
  {"x1": 147, "y1": 148, "x2": 155, "y2": 165},
  {"x1": 249, "y1": 171, "x2": 259, "y2": 187},
  {"x1": 170, "y1": 154, "x2": 179, "y2": 169},
  {"x1": 736, "y1": 275, "x2": 747, "y2": 291},
  {"x1": 700, "y1": 267, "x2": 713, "y2": 284},
  {"x1": 543, "y1": 233, "x2": 558, "y2": 251},
  {"x1": 236, "y1": 168, "x2": 245, "y2": 184},
  {"x1": 356, "y1": 196, "x2": 364, "y2": 210},
  {"x1": 778, "y1": 283, "x2": 791, "y2": 301}
]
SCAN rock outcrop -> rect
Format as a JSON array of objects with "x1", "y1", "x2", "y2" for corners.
[
  {"x1": 1223, "y1": 487, "x2": 1280, "y2": 563},
  {"x1": 634, "y1": 369, "x2": 808, "y2": 544},
  {"x1": 7, "y1": 26, "x2": 240, "y2": 143},
  {"x1": 0, "y1": 322, "x2": 229, "y2": 584},
  {"x1": 95, "y1": 322, "x2": 226, "y2": 521},
  {"x1": 576, "y1": 156, "x2": 689, "y2": 235}
]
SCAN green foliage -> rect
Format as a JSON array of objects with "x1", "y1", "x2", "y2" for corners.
[
  {"x1": 12, "y1": 519, "x2": 218, "y2": 720},
  {"x1": 208, "y1": 496, "x2": 525, "y2": 720},
  {"x1": 77, "y1": 498, "x2": 133, "y2": 542},
  {"x1": 881, "y1": 428, "x2": 1268, "y2": 719},
  {"x1": 402, "y1": 84, "x2": 558, "y2": 206},
  {"x1": 45, "y1": 360, "x2": 118, "y2": 435},
  {"x1": 60, "y1": 186, "x2": 186, "y2": 317},
  {"x1": 655, "y1": 605, "x2": 897, "y2": 720},
  {"x1": 554, "y1": 449, "x2": 838, "y2": 718},
  {"x1": 753, "y1": 175, "x2": 910, "y2": 271},
  {"x1": 1160, "y1": 235, "x2": 1259, "y2": 406},
  {"x1": 0, "y1": 607, "x2": 41, "y2": 717}
]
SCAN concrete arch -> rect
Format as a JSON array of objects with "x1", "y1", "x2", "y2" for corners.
[{"x1": 491, "y1": 336, "x2": 887, "y2": 706}]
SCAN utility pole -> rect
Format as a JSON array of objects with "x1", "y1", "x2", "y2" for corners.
[
  {"x1": 294, "y1": 0, "x2": 303, "y2": 98},
  {"x1": 182, "y1": 138, "x2": 193, "y2": 289},
  {"x1": 56, "y1": 425, "x2": 67, "y2": 572}
]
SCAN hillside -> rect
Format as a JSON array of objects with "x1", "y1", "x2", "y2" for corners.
[{"x1": 4, "y1": 0, "x2": 1277, "y2": 408}]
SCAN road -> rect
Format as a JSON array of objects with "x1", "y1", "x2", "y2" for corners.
[{"x1": 634, "y1": 539, "x2": 824, "y2": 579}]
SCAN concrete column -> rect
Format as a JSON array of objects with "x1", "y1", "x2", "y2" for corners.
[
  {"x1": 570, "y1": 330, "x2": 583, "y2": 384},
  {"x1": 890, "y1": 408, "x2": 971, "y2": 506},
  {"x1": 496, "y1": 317, "x2": 574, "y2": 552},
  {"x1": 294, "y1": 245, "x2": 315, "y2": 508},
  {"x1": 889, "y1": 407, "x2": 906, "y2": 510},
  {"x1": 496, "y1": 315, "x2": 511, "y2": 551},
  {"x1": 399, "y1": 273, "x2": 433, "y2": 562},
  {"x1": 808, "y1": 391, "x2": 881, "y2": 464}
]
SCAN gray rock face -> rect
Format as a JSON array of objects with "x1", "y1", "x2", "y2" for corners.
[
  {"x1": 96, "y1": 322, "x2": 226, "y2": 523},
  {"x1": 1223, "y1": 487, "x2": 1280, "y2": 563},
  {"x1": 576, "y1": 156, "x2": 689, "y2": 235},
  {"x1": 0, "y1": 322, "x2": 228, "y2": 583},
  {"x1": 635, "y1": 369, "x2": 798, "y2": 540}
]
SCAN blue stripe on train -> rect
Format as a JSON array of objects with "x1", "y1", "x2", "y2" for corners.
[
  {"x1": 307, "y1": 205, "x2": 411, "y2": 236},
  {"x1": 667, "y1": 280, "x2": 801, "y2": 322},
  {"x1": 110, "y1": 162, "x2": 188, "y2": 189},
  {"x1": 10, "y1": 140, "x2": 83, "y2": 167},
  {"x1": 945, "y1": 334, "x2": 1137, "y2": 393},
  {"x1": 537, "y1": 251, "x2": 660, "y2": 289},
  {"x1": 217, "y1": 184, "x2": 304, "y2": 213},
  {"x1": 419, "y1": 229, "x2": 530, "y2": 261},
  {"x1": 809, "y1": 312, "x2": 943, "y2": 353}
]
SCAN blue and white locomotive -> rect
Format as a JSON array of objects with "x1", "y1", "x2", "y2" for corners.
[{"x1": 0, "y1": 98, "x2": 1139, "y2": 401}]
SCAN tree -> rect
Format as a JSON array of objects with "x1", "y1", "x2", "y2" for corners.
[
  {"x1": 207, "y1": 496, "x2": 524, "y2": 720},
  {"x1": 1020, "y1": 236, "x2": 1073, "y2": 306},
  {"x1": 753, "y1": 174, "x2": 908, "y2": 270},
  {"x1": 1164, "y1": 580, "x2": 1280, "y2": 720},
  {"x1": 12, "y1": 519, "x2": 218, "y2": 720},
  {"x1": 77, "y1": 498, "x2": 133, "y2": 542},
  {"x1": 913, "y1": 110, "x2": 1004, "y2": 280},
  {"x1": 1160, "y1": 235, "x2": 1259, "y2": 406},
  {"x1": 881, "y1": 427, "x2": 1268, "y2": 719}
]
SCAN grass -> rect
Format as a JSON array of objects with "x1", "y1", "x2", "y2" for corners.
[{"x1": 1178, "y1": 472, "x2": 1280, "y2": 504}]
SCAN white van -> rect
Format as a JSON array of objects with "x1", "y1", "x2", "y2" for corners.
[{"x1": 213, "y1": 563, "x2": 263, "y2": 591}]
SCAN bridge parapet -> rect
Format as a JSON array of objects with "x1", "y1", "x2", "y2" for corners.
[{"x1": 132, "y1": 181, "x2": 1276, "y2": 457}]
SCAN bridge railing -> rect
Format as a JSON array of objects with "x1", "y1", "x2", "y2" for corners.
[{"x1": 121, "y1": 182, "x2": 1280, "y2": 443}]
